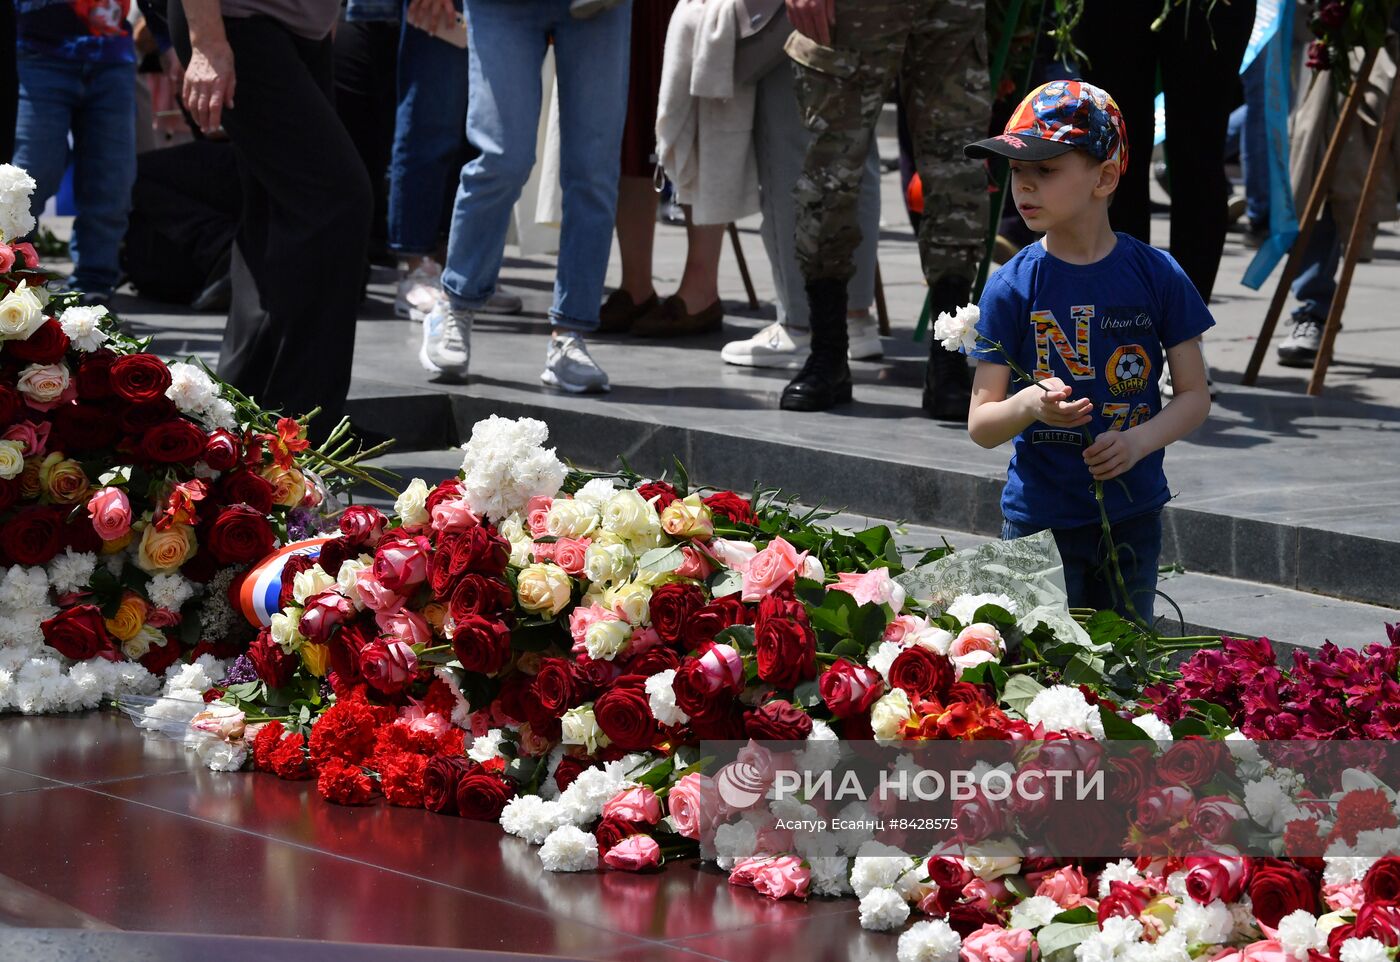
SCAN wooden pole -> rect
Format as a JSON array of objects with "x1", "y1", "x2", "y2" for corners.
[
  {"x1": 1242, "y1": 47, "x2": 1380, "y2": 385},
  {"x1": 1307, "y1": 80, "x2": 1400, "y2": 395},
  {"x1": 727, "y1": 223, "x2": 760, "y2": 311}
]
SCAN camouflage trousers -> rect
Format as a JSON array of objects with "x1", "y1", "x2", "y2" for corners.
[{"x1": 791, "y1": 0, "x2": 990, "y2": 286}]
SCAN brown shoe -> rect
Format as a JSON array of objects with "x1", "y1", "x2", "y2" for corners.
[
  {"x1": 630, "y1": 295, "x2": 724, "y2": 338},
  {"x1": 598, "y1": 289, "x2": 658, "y2": 334}
]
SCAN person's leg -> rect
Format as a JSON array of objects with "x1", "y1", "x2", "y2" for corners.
[
  {"x1": 1076, "y1": 0, "x2": 1157, "y2": 243},
  {"x1": 1240, "y1": 56, "x2": 1269, "y2": 231},
  {"x1": 1280, "y1": 205, "x2": 1340, "y2": 365},
  {"x1": 1098, "y1": 510, "x2": 1162, "y2": 625},
  {"x1": 10, "y1": 53, "x2": 79, "y2": 228},
  {"x1": 673, "y1": 214, "x2": 723, "y2": 311},
  {"x1": 0, "y1": 0, "x2": 15, "y2": 163},
  {"x1": 614, "y1": 176, "x2": 659, "y2": 303},
  {"x1": 900, "y1": 0, "x2": 990, "y2": 421},
  {"x1": 1046, "y1": 524, "x2": 1099, "y2": 615},
  {"x1": 547, "y1": 0, "x2": 632, "y2": 331},
  {"x1": 334, "y1": 16, "x2": 399, "y2": 263},
  {"x1": 1160, "y1": 0, "x2": 1254, "y2": 302},
  {"x1": 69, "y1": 59, "x2": 137, "y2": 296}
]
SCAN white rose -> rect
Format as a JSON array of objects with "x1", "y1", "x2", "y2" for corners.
[
  {"x1": 870, "y1": 688, "x2": 913, "y2": 741},
  {"x1": 0, "y1": 439, "x2": 25, "y2": 480},
  {"x1": 120, "y1": 624, "x2": 166, "y2": 661},
  {"x1": 16, "y1": 362, "x2": 69, "y2": 405},
  {"x1": 498, "y1": 512, "x2": 526, "y2": 543},
  {"x1": 604, "y1": 581, "x2": 651, "y2": 626},
  {"x1": 601, "y1": 489, "x2": 661, "y2": 544},
  {"x1": 336, "y1": 556, "x2": 372, "y2": 607},
  {"x1": 516, "y1": 563, "x2": 572, "y2": 617},
  {"x1": 269, "y1": 609, "x2": 306, "y2": 654},
  {"x1": 0, "y1": 282, "x2": 46, "y2": 340},
  {"x1": 584, "y1": 537, "x2": 634, "y2": 585},
  {"x1": 507, "y1": 538, "x2": 533, "y2": 569},
  {"x1": 560, "y1": 705, "x2": 608, "y2": 755},
  {"x1": 394, "y1": 478, "x2": 431, "y2": 528},
  {"x1": 292, "y1": 565, "x2": 337, "y2": 606},
  {"x1": 545, "y1": 499, "x2": 599, "y2": 540},
  {"x1": 584, "y1": 618, "x2": 632, "y2": 661}
]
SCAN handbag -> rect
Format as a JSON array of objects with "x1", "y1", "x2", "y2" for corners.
[{"x1": 734, "y1": 0, "x2": 792, "y2": 86}]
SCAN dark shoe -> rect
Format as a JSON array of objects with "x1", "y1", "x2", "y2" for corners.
[
  {"x1": 922, "y1": 275, "x2": 974, "y2": 421},
  {"x1": 597, "y1": 289, "x2": 658, "y2": 334},
  {"x1": 630, "y1": 295, "x2": 723, "y2": 338},
  {"x1": 780, "y1": 278, "x2": 851, "y2": 411},
  {"x1": 1278, "y1": 314, "x2": 1332, "y2": 368},
  {"x1": 1243, "y1": 221, "x2": 1269, "y2": 249}
]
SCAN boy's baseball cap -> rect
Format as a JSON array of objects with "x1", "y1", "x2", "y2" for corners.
[{"x1": 964, "y1": 80, "x2": 1129, "y2": 173}]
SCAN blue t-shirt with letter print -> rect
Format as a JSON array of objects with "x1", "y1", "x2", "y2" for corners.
[{"x1": 968, "y1": 233, "x2": 1214, "y2": 529}]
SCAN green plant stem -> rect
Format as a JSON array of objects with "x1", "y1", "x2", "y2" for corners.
[{"x1": 301, "y1": 449, "x2": 400, "y2": 497}]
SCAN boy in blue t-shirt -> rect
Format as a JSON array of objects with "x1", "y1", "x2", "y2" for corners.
[{"x1": 960, "y1": 80, "x2": 1214, "y2": 625}]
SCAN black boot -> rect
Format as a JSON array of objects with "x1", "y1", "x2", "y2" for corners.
[
  {"x1": 922, "y1": 275, "x2": 974, "y2": 422},
  {"x1": 781, "y1": 278, "x2": 852, "y2": 411}
]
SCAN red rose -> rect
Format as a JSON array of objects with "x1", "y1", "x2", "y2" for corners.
[
  {"x1": 339, "y1": 505, "x2": 387, "y2": 547},
  {"x1": 554, "y1": 755, "x2": 587, "y2": 793},
  {"x1": 1248, "y1": 859, "x2": 1317, "y2": 930},
  {"x1": 448, "y1": 573, "x2": 514, "y2": 623},
  {"x1": 360, "y1": 639, "x2": 418, "y2": 696},
  {"x1": 203, "y1": 429, "x2": 240, "y2": 472},
  {"x1": 373, "y1": 535, "x2": 432, "y2": 593},
  {"x1": 594, "y1": 815, "x2": 648, "y2": 854},
  {"x1": 40, "y1": 605, "x2": 114, "y2": 660},
  {"x1": 649, "y1": 581, "x2": 705, "y2": 646},
  {"x1": 109, "y1": 353, "x2": 172, "y2": 403},
  {"x1": 118, "y1": 397, "x2": 178, "y2": 434},
  {"x1": 2, "y1": 505, "x2": 66, "y2": 566},
  {"x1": 819, "y1": 658, "x2": 886, "y2": 718},
  {"x1": 682, "y1": 595, "x2": 752, "y2": 651},
  {"x1": 754, "y1": 595, "x2": 816, "y2": 690},
  {"x1": 1364, "y1": 857, "x2": 1400, "y2": 904},
  {"x1": 594, "y1": 676, "x2": 658, "y2": 751},
  {"x1": 1329, "y1": 903, "x2": 1400, "y2": 958},
  {"x1": 0, "y1": 478, "x2": 17, "y2": 513},
  {"x1": 627, "y1": 645, "x2": 680, "y2": 677},
  {"x1": 1184, "y1": 856, "x2": 1251, "y2": 905},
  {"x1": 672, "y1": 656, "x2": 736, "y2": 723},
  {"x1": 50, "y1": 402, "x2": 119, "y2": 452},
  {"x1": 1134, "y1": 784, "x2": 1193, "y2": 833},
  {"x1": 422, "y1": 755, "x2": 472, "y2": 814},
  {"x1": 744, "y1": 699, "x2": 813, "y2": 740},
  {"x1": 1189, "y1": 796, "x2": 1248, "y2": 844},
  {"x1": 0, "y1": 385, "x2": 24, "y2": 426},
  {"x1": 248, "y1": 628, "x2": 297, "y2": 688},
  {"x1": 635, "y1": 480, "x2": 680, "y2": 510},
  {"x1": 572, "y1": 656, "x2": 620, "y2": 700},
  {"x1": 424, "y1": 478, "x2": 464, "y2": 517},
  {"x1": 206, "y1": 505, "x2": 275, "y2": 565},
  {"x1": 451, "y1": 615, "x2": 513, "y2": 676},
  {"x1": 278, "y1": 554, "x2": 318, "y2": 611},
  {"x1": 299, "y1": 589, "x2": 355, "y2": 645},
  {"x1": 702, "y1": 490, "x2": 757, "y2": 526},
  {"x1": 75, "y1": 350, "x2": 116, "y2": 400},
  {"x1": 139, "y1": 638, "x2": 183, "y2": 676},
  {"x1": 887, "y1": 647, "x2": 955, "y2": 699},
  {"x1": 140, "y1": 419, "x2": 208, "y2": 464},
  {"x1": 924, "y1": 857, "x2": 973, "y2": 891},
  {"x1": 1097, "y1": 882, "x2": 1153, "y2": 926},
  {"x1": 218, "y1": 470, "x2": 275, "y2": 515},
  {"x1": 946, "y1": 902, "x2": 1001, "y2": 939},
  {"x1": 1107, "y1": 745, "x2": 1156, "y2": 805},
  {"x1": 449, "y1": 524, "x2": 510, "y2": 578},
  {"x1": 455, "y1": 767, "x2": 516, "y2": 821},
  {"x1": 1159, "y1": 738, "x2": 1231, "y2": 788},
  {"x1": 530, "y1": 657, "x2": 578, "y2": 720},
  {"x1": 8, "y1": 318, "x2": 70, "y2": 363}
]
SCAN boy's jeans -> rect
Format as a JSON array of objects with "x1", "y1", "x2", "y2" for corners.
[
  {"x1": 1002, "y1": 509, "x2": 1163, "y2": 624},
  {"x1": 441, "y1": 0, "x2": 631, "y2": 330},
  {"x1": 389, "y1": 0, "x2": 470, "y2": 257},
  {"x1": 12, "y1": 52, "x2": 135, "y2": 294}
]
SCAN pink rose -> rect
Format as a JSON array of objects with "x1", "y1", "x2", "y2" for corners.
[
  {"x1": 603, "y1": 786, "x2": 662, "y2": 825},
  {"x1": 146, "y1": 607, "x2": 181, "y2": 628},
  {"x1": 298, "y1": 589, "x2": 355, "y2": 645},
  {"x1": 430, "y1": 496, "x2": 480, "y2": 535},
  {"x1": 0, "y1": 245, "x2": 13, "y2": 273},
  {"x1": 714, "y1": 740, "x2": 775, "y2": 813},
  {"x1": 568, "y1": 603, "x2": 613, "y2": 646},
  {"x1": 728, "y1": 855, "x2": 771, "y2": 889},
  {"x1": 12, "y1": 243, "x2": 37, "y2": 269},
  {"x1": 740, "y1": 536, "x2": 806, "y2": 602},
  {"x1": 1185, "y1": 855, "x2": 1250, "y2": 905},
  {"x1": 962, "y1": 925, "x2": 1038, "y2": 962},
  {"x1": 885, "y1": 614, "x2": 930, "y2": 645},
  {"x1": 3, "y1": 419, "x2": 50, "y2": 456},
  {"x1": 396, "y1": 703, "x2": 452, "y2": 737},
  {"x1": 705, "y1": 538, "x2": 758, "y2": 572},
  {"x1": 828, "y1": 567, "x2": 905, "y2": 611},
  {"x1": 961, "y1": 877, "x2": 1012, "y2": 911},
  {"x1": 674, "y1": 544, "x2": 714, "y2": 580},
  {"x1": 361, "y1": 638, "x2": 418, "y2": 695},
  {"x1": 376, "y1": 608, "x2": 432, "y2": 648},
  {"x1": 751, "y1": 855, "x2": 810, "y2": 901},
  {"x1": 628, "y1": 626, "x2": 662, "y2": 654},
  {"x1": 668, "y1": 773, "x2": 723, "y2": 841},
  {"x1": 531, "y1": 542, "x2": 555, "y2": 563},
  {"x1": 1190, "y1": 796, "x2": 1248, "y2": 844},
  {"x1": 373, "y1": 535, "x2": 432, "y2": 593},
  {"x1": 552, "y1": 537, "x2": 590, "y2": 576},
  {"x1": 1323, "y1": 880, "x2": 1367, "y2": 912},
  {"x1": 86, "y1": 487, "x2": 132, "y2": 541},
  {"x1": 525, "y1": 496, "x2": 553, "y2": 539},
  {"x1": 16, "y1": 363, "x2": 74, "y2": 411},
  {"x1": 949, "y1": 623, "x2": 1005, "y2": 672},
  {"x1": 1207, "y1": 941, "x2": 1289, "y2": 962},
  {"x1": 1136, "y1": 784, "x2": 1194, "y2": 832},
  {"x1": 1036, "y1": 866, "x2": 1092, "y2": 909},
  {"x1": 695, "y1": 642, "x2": 745, "y2": 694},
  {"x1": 603, "y1": 834, "x2": 662, "y2": 872},
  {"x1": 354, "y1": 568, "x2": 405, "y2": 613}
]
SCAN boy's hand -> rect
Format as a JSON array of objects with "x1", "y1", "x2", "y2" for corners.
[
  {"x1": 1023, "y1": 377, "x2": 1093, "y2": 429},
  {"x1": 1083, "y1": 430, "x2": 1145, "y2": 481}
]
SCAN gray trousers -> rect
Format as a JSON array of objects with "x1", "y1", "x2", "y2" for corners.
[{"x1": 753, "y1": 62, "x2": 880, "y2": 330}]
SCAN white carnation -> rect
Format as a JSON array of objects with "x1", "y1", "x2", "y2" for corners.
[
  {"x1": 850, "y1": 841, "x2": 913, "y2": 899},
  {"x1": 457, "y1": 416, "x2": 567, "y2": 521},
  {"x1": 1277, "y1": 910, "x2": 1325, "y2": 961},
  {"x1": 945, "y1": 591, "x2": 1016, "y2": 625},
  {"x1": 468, "y1": 728, "x2": 508, "y2": 764},
  {"x1": 1075, "y1": 915, "x2": 1144, "y2": 962},
  {"x1": 0, "y1": 163, "x2": 38, "y2": 241},
  {"x1": 1173, "y1": 899, "x2": 1232, "y2": 947},
  {"x1": 0, "y1": 566, "x2": 50, "y2": 611},
  {"x1": 932, "y1": 302, "x2": 980, "y2": 354},
  {"x1": 1097, "y1": 859, "x2": 1145, "y2": 897},
  {"x1": 857, "y1": 887, "x2": 910, "y2": 931},
  {"x1": 645, "y1": 669, "x2": 688, "y2": 726},
  {"x1": 866, "y1": 640, "x2": 904, "y2": 683},
  {"x1": 896, "y1": 919, "x2": 961, "y2": 962},
  {"x1": 500, "y1": 795, "x2": 569, "y2": 844},
  {"x1": 538, "y1": 825, "x2": 599, "y2": 873},
  {"x1": 1131, "y1": 713, "x2": 1174, "y2": 741},
  {"x1": 1009, "y1": 895, "x2": 1062, "y2": 930},
  {"x1": 1244, "y1": 776, "x2": 1302, "y2": 833},
  {"x1": 147, "y1": 572, "x2": 196, "y2": 611},
  {"x1": 794, "y1": 718, "x2": 841, "y2": 772},
  {"x1": 1339, "y1": 938, "x2": 1391, "y2": 962},
  {"x1": 712, "y1": 821, "x2": 758, "y2": 868},
  {"x1": 572, "y1": 478, "x2": 617, "y2": 511},
  {"x1": 47, "y1": 549, "x2": 97, "y2": 595},
  {"x1": 1026, "y1": 684, "x2": 1105, "y2": 738},
  {"x1": 195, "y1": 736, "x2": 248, "y2": 772},
  {"x1": 558, "y1": 765, "x2": 626, "y2": 825},
  {"x1": 58, "y1": 305, "x2": 109, "y2": 352}
]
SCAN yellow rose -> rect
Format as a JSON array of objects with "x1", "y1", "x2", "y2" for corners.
[
  {"x1": 105, "y1": 591, "x2": 149, "y2": 643},
  {"x1": 421, "y1": 602, "x2": 449, "y2": 636},
  {"x1": 40, "y1": 454, "x2": 89, "y2": 505},
  {"x1": 18, "y1": 456, "x2": 42, "y2": 500},
  {"x1": 135, "y1": 522, "x2": 198, "y2": 574},
  {"x1": 516, "y1": 562, "x2": 572, "y2": 617},
  {"x1": 121, "y1": 624, "x2": 166, "y2": 661},
  {"x1": 659, "y1": 494, "x2": 714, "y2": 541},
  {"x1": 299, "y1": 643, "x2": 329, "y2": 678},
  {"x1": 0, "y1": 439, "x2": 24, "y2": 480},
  {"x1": 261, "y1": 465, "x2": 307, "y2": 508},
  {"x1": 100, "y1": 531, "x2": 133, "y2": 555}
]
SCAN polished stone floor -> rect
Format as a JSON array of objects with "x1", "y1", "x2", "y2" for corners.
[{"x1": 0, "y1": 712, "x2": 890, "y2": 961}]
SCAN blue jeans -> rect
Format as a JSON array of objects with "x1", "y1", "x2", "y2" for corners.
[
  {"x1": 1002, "y1": 509, "x2": 1163, "y2": 624},
  {"x1": 389, "y1": 1, "x2": 470, "y2": 256},
  {"x1": 12, "y1": 52, "x2": 135, "y2": 293},
  {"x1": 1227, "y1": 57, "x2": 1269, "y2": 229},
  {"x1": 1291, "y1": 205, "x2": 1339, "y2": 323},
  {"x1": 443, "y1": 0, "x2": 632, "y2": 329}
]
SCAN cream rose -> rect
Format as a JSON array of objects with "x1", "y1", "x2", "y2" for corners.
[
  {"x1": 0, "y1": 281, "x2": 46, "y2": 340},
  {"x1": 136, "y1": 523, "x2": 198, "y2": 574},
  {"x1": 41, "y1": 454, "x2": 89, "y2": 505},
  {"x1": 262, "y1": 466, "x2": 307, "y2": 508},
  {"x1": 16, "y1": 363, "x2": 70, "y2": 407},
  {"x1": 394, "y1": 477, "x2": 431, "y2": 528},
  {"x1": 121, "y1": 624, "x2": 166, "y2": 661},
  {"x1": 659, "y1": 494, "x2": 714, "y2": 541},
  {"x1": 270, "y1": 609, "x2": 307, "y2": 654},
  {"x1": 870, "y1": 688, "x2": 914, "y2": 741},
  {"x1": 545, "y1": 499, "x2": 599, "y2": 540},
  {"x1": 583, "y1": 537, "x2": 633, "y2": 585},
  {"x1": 584, "y1": 618, "x2": 632, "y2": 661},
  {"x1": 560, "y1": 705, "x2": 609, "y2": 755},
  {"x1": 335, "y1": 556, "x2": 373, "y2": 608},
  {"x1": 292, "y1": 564, "x2": 337, "y2": 605},
  {"x1": 516, "y1": 562, "x2": 572, "y2": 617},
  {"x1": 605, "y1": 580, "x2": 652, "y2": 626},
  {"x1": 601, "y1": 489, "x2": 661, "y2": 543},
  {"x1": 0, "y1": 439, "x2": 24, "y2": 480}
]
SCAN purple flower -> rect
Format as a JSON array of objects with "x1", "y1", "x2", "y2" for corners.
[{"x1": 221, "y1": 654, "x2": 258, "y2": 686}]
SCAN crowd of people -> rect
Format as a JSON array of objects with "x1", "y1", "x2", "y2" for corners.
[{"x1": 0, "y1": 0, "x2": 1390, "y2": 427}]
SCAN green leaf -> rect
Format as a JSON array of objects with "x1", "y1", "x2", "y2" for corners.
[
  {"x1": 972, "y1": 603, "x2": 1017, "y2": 629},
  {"x1": 709, "y1": 568, "x2": 743, "y2": 598},
  {"x1": 638, "y1": 544, "x2": 686, "y2": 574},
  {"x1": 853, "y1": 525, "x2": 893, "y2": 558},
  {"x1": 1034, "y1": 922, "x2": 1099, "y2": 962},
  {"x1": 1051, "y1": 906, "x2": 1098, "y2": 925},
  {"x1": 1171, "y1": 717, "x2": 1212, "y2": 738},
  {"x1": 715, "y1": 625, "x2": 756, "y2": 653},
  {"x1": 792, "y1": 680, "x2": 822, "y2": 709},
  {"x1": 849, "y1": 603, "x2": 889, "y2": 647},
  {"x1": 224, "y1": 681, "x2": 266, "y2": 703},
  {"x1": 635, "y1": 757, "x2": 676, "y2": 790},
  {"x1": 1001, "y1": 674, "x2": 1046, "y2": 718},
  {"x1": 1098, "y1": 705, "x2": 1150, "y2": 741},
  {"x1": 1185, "y1": 699, "x2": 1235, "y2": 730},
  {"x1": 830, "y1": 638, "x2": 864, "y2": 659},
  {"x1": 1061, "y1": 652, "x2": 1106, "y2": 686},
  {"x1": 960, "y1": 661, "x2": 1009, "y2": 696}
]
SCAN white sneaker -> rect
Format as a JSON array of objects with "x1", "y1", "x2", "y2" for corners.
[
  {"x1": 847, "y1": 310, "x2": 883, "y2": 360},
  {"x1": 541, "y1": 332, "x2": 610, "y2": 394},
  {"x1": 1159, "y1": 342, "x2": 1218, "y2": 399},
  {"x1": 395, "y1": 259, "x2": 443, "y2": 320},
  {"x1": 420, "y1": 301, "x2": 474, "y2": 383},
  {"x1": 721, "y1": 322, "x2": 811, "y2": 369}
]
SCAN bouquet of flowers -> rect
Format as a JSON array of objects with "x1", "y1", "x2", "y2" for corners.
[{"x1": 0, "y1": 163, "x2": 390, "y2": 714}]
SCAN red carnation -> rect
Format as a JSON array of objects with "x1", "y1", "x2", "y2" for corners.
[
  {"x1": 268, "y1": 732, "x2": 312, "y2": 780},
  {"x1": 40, "y1": 605, "x2": 114, "y2": 661},
  {"x1": 317, "y1": 756, "x2": 377, "y2": 805},
  {"x1": 206, "y1": 504, "x2": 275, "y2": 565},
  {"x1": 702, "y1": 490, "x2": 757, "y2": 526},
  {"x1": 3, "y1": 505, "x2": 66, "y2": 566},
  {"x1": 377, "y1": 751, "x2": 429, "y2": 808},
  {"x1": 887, "y1": 647, "x2": 955, "y2": 700},
  {"x1": 649, "y1": 581, "x2": 706, "y2": 646},
  {"x1": 109, "y1": 353, "x2": 172, "y2": 403},
  {"x1": 140, "y1": 419, "x2": 208, "y2": 464},
  {"x1": 7, "y1": 318, "x2": 70, "y2": 363},
  {"x1": 594, "y1": 676, "x2": 658, "y2": 751},
  {"x1": 451, "y1": 615, "x2": 513, "y2": 676}
]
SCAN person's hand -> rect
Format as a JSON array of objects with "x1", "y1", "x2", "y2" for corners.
[
  {"x1": 160, "y1": 47, "x2": 186, "y2": 95},
  {"x1": 1022, "y1": 377, "x2": 1093, "y2": 429},
  {"x1": 183, "y1": 41, "x2": 235, "y2": 133},
  {"x1": 408, "y1": 0, "x2": 456, "y2": 36},
  {"x1": 786, "y1": 0, "x2": 835, "y2": 45},
  {"x1": 1083, "y1": 430, "x2": 1145, "y2": 481}
]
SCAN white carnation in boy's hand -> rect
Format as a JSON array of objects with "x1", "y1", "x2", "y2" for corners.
[
  {"x1": 932, "y1": 302, "x2": 980, "y2": 354},
  {"x1": 58, "y1": 305, "x2": 109, "y2": 352}
]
